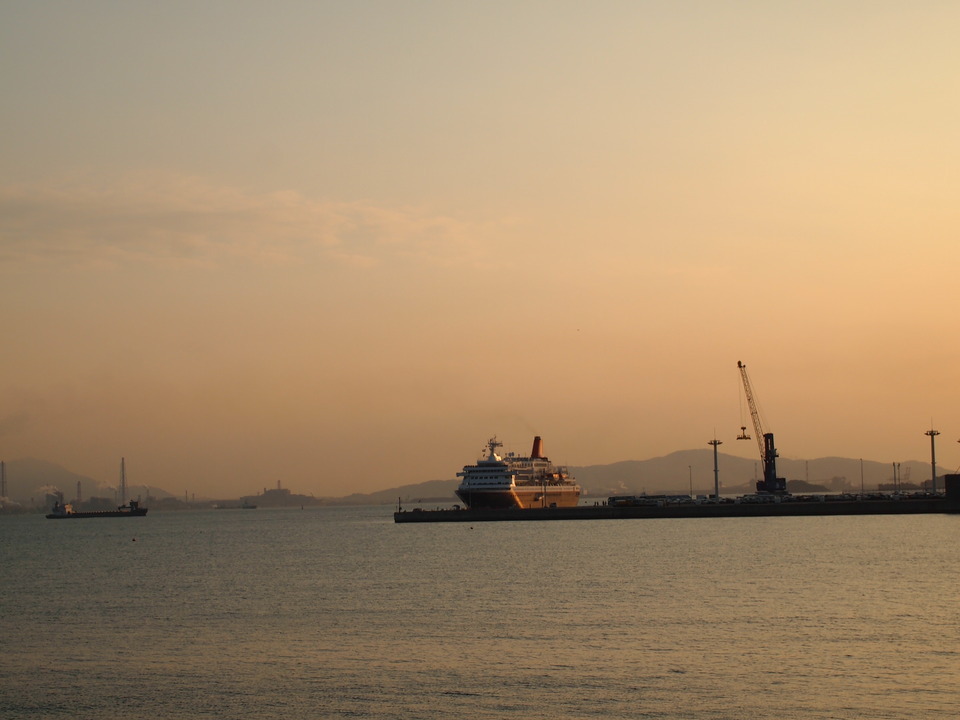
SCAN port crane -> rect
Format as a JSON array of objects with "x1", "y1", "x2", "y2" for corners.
[{"x1": 737, "y1": 361, "x2": 787, "y2": 494}]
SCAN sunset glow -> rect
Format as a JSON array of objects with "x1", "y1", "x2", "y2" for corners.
[{"x1": 2, "y1": 2, "x2": 958, "y2": 497}]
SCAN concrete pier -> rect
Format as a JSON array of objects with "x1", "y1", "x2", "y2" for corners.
[{"x1": 395, "y1": 492, "x2": 956, "y2": 523}]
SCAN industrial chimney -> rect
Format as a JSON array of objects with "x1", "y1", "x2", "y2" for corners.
[{"x1": 530, "y1": 436, "x2": 544, "y2": 459}]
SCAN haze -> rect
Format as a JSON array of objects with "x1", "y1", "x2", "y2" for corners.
[{"x1": 2, "y1": 2, "x2": 958, "y2": 498}]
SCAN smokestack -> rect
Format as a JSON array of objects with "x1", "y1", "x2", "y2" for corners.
[{"x1": 530, "y1": 436, "x2": 544, "y2": 459}]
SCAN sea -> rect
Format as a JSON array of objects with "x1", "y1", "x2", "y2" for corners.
[{"x1": 1, "y1": 506, "x2": 958, "y2": 719}]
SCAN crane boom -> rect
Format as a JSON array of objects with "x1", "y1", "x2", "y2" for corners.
[
  {"x1": 737, "y1": 361, "x2": 765, "y2": 461},
  {"x1": 737, "y1": 361, "x2": 787, "y2": 494}
]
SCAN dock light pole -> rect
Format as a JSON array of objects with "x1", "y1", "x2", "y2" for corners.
[
  {"x1": 709, "y1": 439, "x2": 722, "y2": 501},
  {"x1": 925, "y1": 429, "x2": 940, "y2": 493},
  {"x1": 688, "y1": 465, "x2": 692, "y2": 497}
]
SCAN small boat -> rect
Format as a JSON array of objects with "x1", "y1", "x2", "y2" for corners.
[{"x1": 214, "y1": 500, "x2": 258, "y2": 509}]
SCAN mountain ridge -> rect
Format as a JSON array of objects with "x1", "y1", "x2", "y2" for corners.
[
  {"x1": 333, "y1": 449, "x2": 950, "y2": 505},
  {"x1": 0, "y1": 457, "x2": 173, "y2": 508},
  {"x1": 1, "y1": 452, "x2": 950, "y2": 508}
]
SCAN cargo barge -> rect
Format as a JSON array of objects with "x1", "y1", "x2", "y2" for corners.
[
  {"x1": 394, "y1": 476, "x2": 960, "y2": 523},
  {"x1": 45, "y1": 458, "x2": 148, "y2": 519},
  {"x1": 46, "y1": 498, "x2": 148, "y2": 519}
]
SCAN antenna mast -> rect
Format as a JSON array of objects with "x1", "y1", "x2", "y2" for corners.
[{"x1": 120, "y1": 457, "x2": 127, "y2": 506}]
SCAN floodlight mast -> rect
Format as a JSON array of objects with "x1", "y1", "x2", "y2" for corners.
[{"x1": 737, "y1": 361, "x2": 787, "y2": 494}]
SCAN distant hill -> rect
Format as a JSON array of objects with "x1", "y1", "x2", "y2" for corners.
[
  {"x1": 572, "y1": 450, "x2": 942, "y2": 497},
  {"x1": 0, "y1": 457, "x2": 172, "y2": 509},
  {"x1": 0, "y1": 458, "x2": 101, "y2": 507},
  {"x1": 331, "y1": 479, "x2": 462, "y2": 507},
  {"x1": 342, "y1": 450, "x2": 949, "y2": 505}
]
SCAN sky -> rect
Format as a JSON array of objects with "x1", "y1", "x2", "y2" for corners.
[{"x1": 2, "y1": 1, "x2": 959, "y2": 498}]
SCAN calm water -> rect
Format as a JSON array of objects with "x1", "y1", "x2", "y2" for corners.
[{"x1": 1, "y1": 506, "x2": 958, "y2": 719}]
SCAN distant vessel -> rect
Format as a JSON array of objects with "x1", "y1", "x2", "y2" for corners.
[
  {"x1": 46, "y1": 458, "x2": 148, "y2": 519},
  {"x1": 455, "y1": 436, "x2": 581, "y2": 509},
  {"x1": 215, "y1": 501, "x2": 258, "y2": 510},
  {"x1": 46, "y1": 498, "x2": 148, "y2": 519}
]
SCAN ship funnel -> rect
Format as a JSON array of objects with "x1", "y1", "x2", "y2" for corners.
[{"x1": 530, "y1": 436, "x2": 544, "y2": 459}]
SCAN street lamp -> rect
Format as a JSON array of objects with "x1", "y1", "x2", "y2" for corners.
[
  {"x1": 925, "y1": 428, "x2": 940, "y2": 493},
  {"x1": 709, "y1": 439, "x2": 722, "y2": 501}
]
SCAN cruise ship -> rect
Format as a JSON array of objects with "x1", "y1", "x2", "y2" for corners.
[{"x1": 455, "y1": 436, "x2": 581, "y2": 509}]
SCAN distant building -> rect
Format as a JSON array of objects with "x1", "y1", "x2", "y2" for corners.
[{"x1": 244, "y1": 483, "x2": 323, "y2": 508}]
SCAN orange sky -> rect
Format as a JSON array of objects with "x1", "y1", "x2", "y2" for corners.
[{"x1": 2, "y1": 2, "x2": 959, "y2": 497}]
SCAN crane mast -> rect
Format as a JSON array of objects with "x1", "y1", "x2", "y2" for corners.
[{"x1": 737, "y1": 361, "x2": 787, "y2": 494}]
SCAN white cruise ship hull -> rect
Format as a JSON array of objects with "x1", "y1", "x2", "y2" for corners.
[{"x1": 456, "y1": 484, "x2": 581, "y2": 510}]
